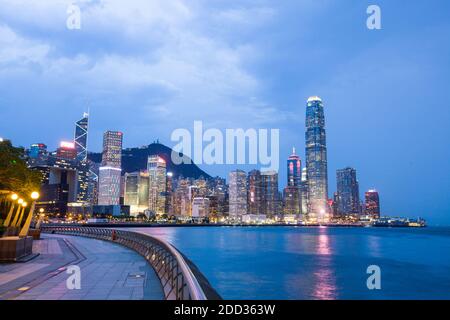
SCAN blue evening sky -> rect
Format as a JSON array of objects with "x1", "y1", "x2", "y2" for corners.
[{"x1": 0, "y1": 1, "x2": 449, "y2": 224}]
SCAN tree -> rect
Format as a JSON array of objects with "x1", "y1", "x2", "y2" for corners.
[{"x1": 0, "y1": 140, "x2": 42, "y2": 198}]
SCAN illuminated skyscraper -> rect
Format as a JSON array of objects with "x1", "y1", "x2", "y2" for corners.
[
  {"x1": 75, "y1": 113, "x2": 89, "y2": 163},
  {"x1": 283, "y1": 148, "x2": 302, "y2": 215},
  {"x1": 229, "y1": 170, "x2": 247, "y2": 218},
  {"x1": 101, "y1": 131, "x2": 123, "y2": 167},
  {"x1": 365, "y1": 189, "x2": 380, "y2": 218},
  {"x1": 287, "y1": 147, "x2": 301, "y2": 187},
  {"x1": 98, "y1": 131, "x2": 123, "y2": 205},
  {"x1": 148, "y1": 156, "x2": 167, "y2": 215},
  {"x1": 305, "y1": 96, "x2": 329, "y2": 220},
  {"x1": 74, "y1": 113, "x2": 90, "y2": 202},
  {"x1": 336, "y1": 167, "x2": 360, "y2": 216}
]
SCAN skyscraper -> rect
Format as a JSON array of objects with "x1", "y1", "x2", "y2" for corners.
[
  {"x1": 248, "y1": 170, "x2": 262, "y2": 215},
  {"x1": 101, "y1": 131, "x2": 123, "y2": 167},
  {"x1": 229, "y1": 170, "x2": 247, "y2": 218},
  {"x1": 336, "y1": 167, "x2": 360, "y2": 216},
  {"x1": 74, "y1": 113, "x2": 90, "y2": 202},
  {"x1": 300, "y1": 167, "x2": 308, "y2": 215},
  {"x1": 365, "y1": 189, "x2": 381, "y2": 219},
  {"x1": 148, "y1": 156, "x2": 167, "y2": 215},
  {"x1": 261, "y1": 170, "x2": 280, "y2": 217},
  {"x1": 305, "y1": 96, "x2": 329, "y2": 220},
  {"x1": 287, "y1": 147, "x2": 302, "y2": 187},
  {"x1": 283, "y1": 148, "x2": 302, "y2": 216},
  {"x1": 98, "y1": 131, "x2": 123, "y2": 205},
  {"x1": 124, "y1": 171, "x2": 149, "y2": 216},
  {"x1": 75, "y1": 113, "x2": 89, "y2": 163}
]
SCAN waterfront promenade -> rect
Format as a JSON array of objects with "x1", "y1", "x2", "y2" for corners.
[{"x1": 0, "y1": 234, "x2": 164, "y2": 300}]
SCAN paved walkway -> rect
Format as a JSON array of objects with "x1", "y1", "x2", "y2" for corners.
[{"x1": 0, "y1": 234, "x2": 164, "y2": 300}]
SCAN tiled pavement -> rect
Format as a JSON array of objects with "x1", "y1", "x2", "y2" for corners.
[{"x1": 0, "y1": 234, "x2": 164, "y2": 300}]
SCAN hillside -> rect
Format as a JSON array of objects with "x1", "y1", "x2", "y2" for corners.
[{"x1": 88, "y1": 142, "x2": 211, "y2": 180}]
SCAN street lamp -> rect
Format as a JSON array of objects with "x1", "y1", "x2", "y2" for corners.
[
  {"x1": 35, "y1": 208, "x2": 45, "y2": 229},
  {"x1": 10, "y1": 199, "x2": 24, "y2": 227},
  {"x1": 19, "y1": 191, "x2": 40, "y2": 237},
  {"x1": 3, "y1": 193, "x2": 19, "y2": 227},
  {"x1": 15, "y1": 202, "x2": 28, "y2": 227}
]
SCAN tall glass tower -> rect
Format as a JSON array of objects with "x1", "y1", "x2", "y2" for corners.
[
  {"x1": 74, "y1": 113, "x2": 89, "y2": 163},
  {"x1": 305, "y1": 96, "x2": 328, "y2": 220},
  {"x1": 336, "y1": 167, "x2": 360, "y2": 216},
  {"x1": 74, "y1": 113, "x2": 89, "y2": 202}
]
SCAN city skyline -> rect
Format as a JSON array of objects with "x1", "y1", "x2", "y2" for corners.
[{"x1": 1, "y1": 1, "x2": 449, "y2": 224}]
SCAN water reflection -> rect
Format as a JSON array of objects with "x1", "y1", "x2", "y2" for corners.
[{"x1": 312, "y1": 228, "x2": 337, "y2": 299}]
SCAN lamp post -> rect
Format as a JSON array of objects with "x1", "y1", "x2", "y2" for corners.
[
  {"x1": 15, "y1": 202, "x2": 28, "y2": 227},
  {"x1": 19, "y1": 192, "x2": 40, "y2": 238},
  {"x1": 35, "y1": 208, "x2": 45, "y2": 230},
  {"x1": 10, "y1": 198, "x2": 24, "y2": 227},
  {"x1": 3, "y1": 194, "x2": 18, "y2": 227}
]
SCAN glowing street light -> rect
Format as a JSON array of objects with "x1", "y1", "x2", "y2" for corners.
[
  {"x1": 18, "y1": 198, "x2": 24, "y2": 205},
  {"x1": 3, "y1": 194, "x2": 19, "y2": 227},
  {"x1": 19, "y1": 192, "x2": 40, "y2": 237}
]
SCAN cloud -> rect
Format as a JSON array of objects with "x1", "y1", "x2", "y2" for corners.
[{"x1": 0, "y1": 0, "x2": 282, "y2": 139}]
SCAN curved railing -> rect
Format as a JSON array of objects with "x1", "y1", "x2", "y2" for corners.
[{"x1": 41, "y1": 226, "x2": 207, "y2": 301}]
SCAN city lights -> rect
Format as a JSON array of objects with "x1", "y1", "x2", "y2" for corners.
[{"x1": 60, "y1": 141, "x2": 75, "y2": 149}]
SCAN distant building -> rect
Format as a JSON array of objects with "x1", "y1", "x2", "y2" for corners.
[
  {"x1": 336, "y1": 167, "x2": 360, "y2": 216},
  {"x1": 124, "y1": 171, "x2": 149, "y2": 216},
  {"x1": 165, "y1": 172, "x2": 174, "y2": 215},
  {"x1": 148, "y1": 156, "x2": 167, "y2": 215},
  {"x1": 248, "y1": 170, "x2": 262, "y2": 215},
  {"x1": 229, "y1": 170, "x2": 247, "y2": 218},
  {"x1": 98, "y1": 131, "x2": 123, "y2": 205},
  {"x1": 74, "y1": 113, "x2": 89, "y2": 163},
  {"x1": 29, "y1": 143, "x2": 47, "y2": 159},
  {"x1": 305, "y1": 96, "x2": 329, "y2": 220},
  {"x1": 365, "y1": 189, "x2": 380, "y2": 218},
  {"x1": 56, "y1": 141, "x2": 77, "y2": 160},
  {"x1": 97, "y1": 167, "x2": 122, "y2": 205},
  {"x1": 261, "y1": 170, "x2": 280, "y2": 217},
  {"x1": 74, "y1": 113, "x2": 90, "y2": 202},
  {"x1": 173, "y1": 178, "x2": 191, "y2": 216},
  {"x1": 33, "y1": 156, "x2": 79, "y2": 216},
  {"x1": 300, "y1": 167, "x2": 308, "y2": 215},
  {"x1": 101, "y1": 131, "x2": 123, "y2": 167},
  {"x1": 192, "y1": 197, "x2": 210, "y2": 218},
  {"x1": 283, "y1": 148, "x2": 302, "y2": 216},
  {"x1": 209, "y1": 176, "x2": 228, "y2": 217}
]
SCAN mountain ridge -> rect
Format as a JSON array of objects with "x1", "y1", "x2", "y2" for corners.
[{"x1": 88, "y1": 142, "x2": 212, "y2": 180}]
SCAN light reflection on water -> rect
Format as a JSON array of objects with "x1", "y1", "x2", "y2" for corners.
[
  {"x1": 312, "y1": 229, "x2": 337, "y2": 300},
  {"x1": 130, "y1": 226, "x2": 450, "y2": 300}
]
